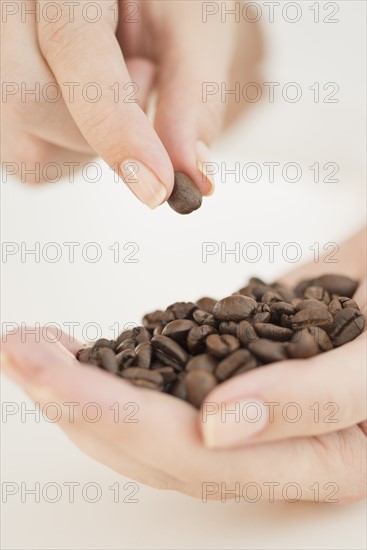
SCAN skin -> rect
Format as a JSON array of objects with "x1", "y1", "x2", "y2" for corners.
[
  {"x1": 1, "y1": 228, "x2": 366, "y2": 503},
  {"x1": 1, "y1": 0, "x2": 263, "y2": 204}
]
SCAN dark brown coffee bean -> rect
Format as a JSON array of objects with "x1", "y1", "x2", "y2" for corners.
[
  {"x1": 151, "y1": 366, "x2": 177, "y2": 384},
  {"x1": 185, "y1": 369, "x2": 217, "y2": 408},
  {"x1": 287, "y1": 329, "x2": 320, "y2": 359},
  {"x1": 261, "y1": 290, "x2": 283, "y2": 303},
  {"x1": 193, "y1": 310, "x2": 217, "y2": 327},
  {"x1": 114, "y1": 330, "x2": 133, "y2": 349},
  {"x1": 153, "y1": 325, "x2": 163, "y2": 336},
  {"x1": 328, "y1": 308, "x2": 365, "y2": 346},
  {"x1": 142, "y1": 310, "x2": 175, "y2": 331},
  {"x1": 151, "y1": 335, "x2": 189, "y2": 370},
  {"x1": 295, "y1": 299, "x2": 329, "y2": 311},
  {"x1": 93, "y1": 338, "x2": 115, "y2": 350},
  {"x1": 168, "y1": 172, "x2": 202, "y2": 215},
  {"x1": 304, "y1": 285, "x2": 330, "y2": 303},
  {"x1": 251, "y1": 303, "x2": 271, "y2": 324},
  {"x1": 162, "y1": 319, "x2": 197, "y2": 341},
  {"x1": 271, "y1": 284, "x2": 296, "y2": 303},
  {"x1": 206, "y1": 334, "x2": 240, "y2": 359},
  {"x1": 339, "y1": 297, "x2": 360, "y2": 310},
  {"x1": 166, "y1": 301, "x2": 197, "y2": 320},
  {"x1": 97, "y1": 347, "x2": 119, "y2": 373},
  {"x1": 218, "y1": 321, "x2": 238, "y2": 335},
  {"x1": 312, "y1": 275, "x2": 358, "y2": 298},
  {"x1": 236, "y1": 286, "x2": 257, "y2": 300},
  {"x1": 120, "y1": 367, "x2": 164, "y2": 390},
  {"x1": 196, "y1": 297, "x2": 217, "y2": 314},
  {"x1": 308, "y1": 327, "x2": 333, "y2": 351},
  {"x1": 76, "y1": 347, "x2": 93, "y2": 363},
  {"x1": 186, "y1": 354, "x2": 217, "y2": 373},
  {"x1": 280, "y1": 314, "x2": 294, "y2": 329},
  {"x1": 329, "y1": 296, "x2": 360, "y2": 314},
  {"x1": 236, "y1": 320, "x2": 259, "y2": 346},
  {"x1": 270, "y1": 301, "x2": 295, "y2": 322},
  {"x1": 131, "y1": 326, "x2": 151, "y2": 344},
  {"x1": 292, "y1": 308, "x2": 333, "y2": 329},
  {"x1": 115, "y1": 337, "x2": 136, "y2": 352},
  {"x1": 249, "y1": 340, "x2": 288, "y2": 363},
  {"x1": 213, "y1": 295, "x2": 257, "y2": 322},
  {"x1": 116, "y1": 349, "x2": 136, "y2": 370},
  {"x1": 187, "y1": 324, "x2": 217, "y2": 354},
  {"x1": 215, "y1": 349, "x2": 257, "y2": 381},
  {"x1": 253, "y1": 323, "x2": 293, "y2": 341},
  {"x1": 169, "y1": 372, "x2": 187, "y2": 400},
  {"x1": 134, "y1": 342, "x2": 152, "y2": 369}
]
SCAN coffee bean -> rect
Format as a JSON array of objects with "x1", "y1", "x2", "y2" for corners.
[
  {"x1": 270, "y1": 301, "x2": 295, "y2": 323},
  {"x1": 120, "y1": 367, "x2": 164, "y2": 390},
  {"x1": 167, "y1": 301, "x2": 197, "y2": 320},
  {"x1": 308, "y1": 327, "x2": 333, "y2": 351},
  {"x1": 261, "y1": 290, "x2": 283, "y2": 303},
  {"x1": 186, "y1": 353, "x2": 218, "y2": 373},
  {"x1": 143, "y1": 310, "x2": 175, "y2": 331},
  {"x1": 116, "y1": 349, "x2": 136, "y2": 370},
  {"x1": 168, "y1": 172, "x2": 202, "y2": 215},
  {"x1": 151, "y1": 366, "x2": 177, "y2": 384},
  {"x1": 76, "y1": 347, "x2": 93, "y2": 363},
  {"x1": 97, "y1": 347, "x2": 119, "y2": 373},
  {"x1": 134, "y1": 341, "x2": 152, "y2": 369},
  {"x1": 93, "y1": 338, "x2": 115, "y2": 350},
  {"x1": 196, "y1": 297, "x2": 217, "y2": 314},
  {"x1": 251, "y1": 303, "x2": 271, "y2": 323},
  {"x1": 304, "y1": 285, "x2": 330, "y2": 303},
  {"x1": 131, "y1": 326, "x2": 152, "y2": 344},
  {"x1": 339, "y1": 297, "x2": 360, "y2": 310},
  {"x1": 292, "y1": 308, "x2": 333, "y2": 330},
  {"x1": 313, "y1": 275, "x2": 358, "y2": 298},
  {"x1": 151, "y1": 335, "x2": 189, "y2": 371},
  {"x1": 206, "y1": 334, "x2": 240, "y2": 359},
  {"x1": 295, "y1": 299, "x2": 328, "y2": 311},
  {"x1": 215, "y1": 349, "x2": 257, "y2": 381},
  {"x1": 329, "y1": 296, "x2": 360, "y2": 314},
  {"x1": 193, "y1": 310, "x2": 217, "y2": 327},
  {"x1": 187, "y1": 324, "x2": 217, "y2": 354},
  {"x1": 185, "y1": 369, "x2": 217, "y2": 408},
  {"x1": 162, "y1": 319, "x2": 197, "y2": 342},
  {"x1": 249, "y1": 340, "x2": 287, "y2": 363},
  {"x1": 253, "y1": 323, "x2": 293, "y2": 342},
  {"x1": 271, "y1": 283, "x2": 296, "y2": 303},
  {"x1": 213, "y1": 295, "x2": 257, "y2": 322},
  {"x1": 287, "y1": 328, "x2": 320, "y2": 359},
  {"x1": 328, "y1": 308, "x2": 365, "y2": 346},
  {"x1": 169, "y1": 372, "x2": 188, "y2": 400},
  {"x1": 218, "y1": 321, "x2": 238, "y2": 335}
]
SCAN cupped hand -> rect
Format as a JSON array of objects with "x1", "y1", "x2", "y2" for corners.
[{"x1": 2, "y1": 0, "x2": 262, "y2": 205}]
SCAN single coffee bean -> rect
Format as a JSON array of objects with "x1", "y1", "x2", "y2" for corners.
[
  {"x1": 215, "y1": 349, "x2": 257, "y2": 382},
  {"x1": 185, "y1": 369, "x2": 217, "y2": 408},
  {"x1": 329, "y1": 296, "x2": 360, "y2": 314},
  {"x1": 120, "y1": 367, "x2": 164, "y2": 390},
  {"x1": 236, "y1": 320, "x2": 259, "y2": 346},
  {"x1": 114, "y1": 330, "x2": 133, "y2": 350},
  {"x1": 253, "y1": 323, "x2": 293, "y2": 342},
  {"x1": 153, "y1": 325, "x2": 163, "y2": 336},
  {"x1": 193, "y1": 309, "x2": 217, "y2": 327},
  {"x1": 169, "y1": 372, "x2": 188, "y2": 400},
  {"x1": 187, "y1": 324, "x2": 217, "y2": 354},
  {"x1": 116, "y1": 349, "x2": 136, "y2": 370},
  {"x1": 151, "y1": 366, "x2": 177, "y2": 384},
  {"x1": 304, "y1": 285, "x2": 330, "y2": 303},
  {"x1": 236, "y1": 286, "x2": 257, "y2": 300},
  {"x1": 168, "y1": 172, "x2": 202, "y2": 215},
  {"x1": 186, "y1": 354, "x2": 218, "y2": 373},
  {"x1": 249, "y1": 340, "x2": 288, "y2": 363},
  {"x1": 131, "y1": 326, "x2": 152, "y2": 344},
  {"x1": 196, "y1": 297, "x2": 217, "y2": 314},
  {"x1": 76, "y1": 347, "x2": 93, "y2": 363},
  {"x1": 308, "y1": 327, "x2": 333, "y2": 351},
  {"x1": 295, "y1": 299, "x2": 329, "y2": 311},
  {"x1": 97, "y1": 347, "x2": 119, "y2": 374},
  {"x1": 271, "y1": 283, "x2": 296, "y2": 303},
  {"x1": 93, "y1": 338, "x2": 115, "y2": 350},
  {"x1": 251, "y1": 303, "x2": 271, "y2": 324},
  {"x1": 142, "y1": 310, "x2": 175, "y2": 331},
  {"x1": 213, "y1": 295, "x2": 257, "y2": 322},
  {"x1": 134, "y1": 341, "x2": 152, "y2": 369},
  {"x1": 292, "y1": 308, "x2": 334, "y2": 330},
  {"x1": 261, "y1": 290, "x2": 283, "y2": 303},
  {"x1": 218, "y1": 321, "x2": 238, "y2": 335},
  {"x1": 162, "y1": 319, "x2": 197, "y2": 342},
  {"x1": 151, "y1": 335, "x2": 189, "y2": 370},
  {"x1": 270, "y1": 301, "x2": 295, "y2": 323},
  {"x1": 206, "y1": 334, "x2": 240, "y2": 359},
  {"x1": 287, "y1": 328, "x2": 320, "y2": 359},
  {"x1": 328, "y1": 308, "x2": 365, "y2": 346},
  {"x1": 312, "y1": 274, "x2": 358, "y2": 298},
  {"x1": 166, "y1": 301, "x2": 197, "y2": 320}
]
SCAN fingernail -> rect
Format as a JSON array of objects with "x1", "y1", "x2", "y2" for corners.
[
  {"x1": 202, "y1": 399, "x2": 268, "y2": 449},
  {"x1": 120, "y1": 160, "x2": 167, "y2": 209},
  {"x1": 196, "y1": 141, "x2": 215, "y2": 196}
]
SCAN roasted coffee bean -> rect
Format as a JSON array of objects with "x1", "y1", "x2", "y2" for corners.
[
  {"x1": 253, "y1": 323, "x2": 293, "y2": 342},
  {"x1": 166, "y1": 301, "x2": 197, "y2": 320},
  {"x1": 215, "y1": 349, "x2": 257, "y2": 382},
  {"x1": 168, "y1": 172, "x2": 202, "y2": 215},
  {"x1": 206, "y1": 334, "x2": 240, "y2": 359},
  {"x1": 236, "y1": 320, "x2": 258, "y2": 346},
  {"x1": 196, "y1": 297, "x2": 217, "y2": 314},
  {"x1": 251, "y1": 303, "x2": 271, "y2": 324},
  {"x1": 134, "y1": 342, "x2": 152, "y2": 369},
  {"x1": 236, "y1": 286, "x2": 257, "y2": 300},
  {"x1": 193, "y1": 309, "x2": 217, "y2": 327},
  {"x1": 304, "y1": 285, "x2": 330, "y2": 303},
  {"x1": 295, "y1": 299, "x2": 328, "y2": 311},
  {"x1": 151, "y1": 335, "x2": 189, "y2": 370},
  {"x1": 115, "y1": 337, "x2": 136, "y2": 352},
  {"x1": 120, "y1": 367, "x2": 164, "y2": 390},
  {"x1": 116, "y1": 349, "x2": 136, "y2": 369},
  {"x1": 271, "y1": 284, "x2": 296, "y2": 303},
  {"x1": 187, "y1": 324, "x2": 217, "y2": 354},
  {"x1": 213, "y1": 295, "x2": 257, "y2": 322},
  {"x1": 287, "y1": 329, "x2": 320, "y2": 359},
  {"x1": 329, "y1": 296, "x2": 360, "y2": 314},
  {"x1": 186, "y1": 354, "x2": 217, "y2": 373},
  {"x1": 151, "y1": 366, "x2": 177, "y2": 384},
  {"x1": 292, "y1": 308, "x2": 333, "y2": 329},
  {"x1": 313, "y1": 275, "x2": 358, "y2": 298},
  {"x1": 249, "y1": 340, "x2": 288, "y2": 363},
  {"x1": 131, "y1": 326, "x2": 151, "y2": 344},
  {"x1": 308, "y1": 327, "x2": 333, "y2": 351},
  {"x1": 114, "y1": 330, "x2": 133, "y2": 349},
  {"x1": 270, "y1": 301, "x2": 295, "y2": 323},
  {"x1": 328, "y1": 308, "x2": 365, "y2": 346},
  {"x1": 339, "y1": 297, "x2": 359, "y2": 310},
  {"x1": 93, "y1": 338, "x2": 115, "y2": 350},
  {"x1": 76, "y1": 347, "x2": 93, "y2": 363},
  {"x1": 153, "y1": 325, "x2": 163, "y2": 336},
  {"x1": 218, "y1": 321, "x2": 238, "y2": 335},
  {"x1": 185, "y1": 369, "x2": 217, "y2": 408},
  {"x1": 261, "y1": 290, "x2": 283, "y2": 303},
  {"x1": 143, "y1": 310, "x2": 175, "y2": 331},
  {"x1": 169, "y1": 371, "x2": 188, "y2": 400},
  {"x1": 162, "y1": 319, "x2": 197, "y2": 342},
  {"x1": 280, "y1": 313, "x2": 294, "y2": 329},
  {"x1": 97, "y1": 347, "x2": 119, "y2": 373}
]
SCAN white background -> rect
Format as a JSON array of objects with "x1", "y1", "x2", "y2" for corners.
[{"x1": 1, "y1": 1, "x2": 366, "y2": 549}]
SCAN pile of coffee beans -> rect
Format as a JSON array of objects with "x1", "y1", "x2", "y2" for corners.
[
  {"x1": 168, "y1": 172, "x2": 202, "y2": 214},
  {"x1": 76, "y1": 274, "x2": 365, "y2": 408}
]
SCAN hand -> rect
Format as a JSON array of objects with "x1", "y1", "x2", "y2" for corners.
[
  {"x1": 2, "y1": 228, "x2": 366, "y2": 503},
  {"x1": 1, "y1": 0, "x2": 262, "y2": 206}
]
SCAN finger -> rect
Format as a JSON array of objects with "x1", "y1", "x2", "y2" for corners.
[
  {"x1": 154, "y1": 1, "x2": 237, "y2": 195},
  {"x1": 125, "y1": 57, "x2": 156, "y2": 113},
  {"x1": 201, "y1": 331, "x2": 367, "y2": 449},
  {"x1": 37, "y1": 3, "x2": 174, "y2": 208}
]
